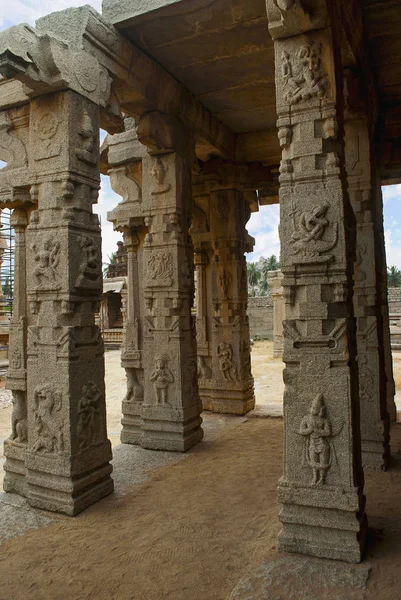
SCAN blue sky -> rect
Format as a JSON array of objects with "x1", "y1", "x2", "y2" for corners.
[{"x1": 1, "y1": 1, "x2": 401, "y2": 268}]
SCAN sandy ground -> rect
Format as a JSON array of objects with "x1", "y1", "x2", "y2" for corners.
[{"x1": 0, "y1": 344, "x2": 401, "y2": 598}]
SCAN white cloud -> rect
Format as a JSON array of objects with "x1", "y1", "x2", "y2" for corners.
[
  {"x1": 247, "y1": 204, "x2": 280, "y2": 262},
  {"x1": 383, "y1": 184, "x2": 401, "y2": 207},
  {"x1": 0, "y1": 0, "x2": 102, "y2": 29}
]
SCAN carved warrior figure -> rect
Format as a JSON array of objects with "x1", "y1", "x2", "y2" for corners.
[
  {"x1": 299, "y1": 394, "x2": 342, "y2": 486},
  {"x1": 32, "y1": 384, "x2": 64, "y2": 454},
  {"x1": 150, "y1": 357, "x2": 174, "y2": 404},
  {"x1": 290, "y1": 201, "x2": 338, "y2": 257},
  {"x1": 33, "y1": 238, "x2": 61, "y2": 287},
  {"x1": 217, "y1": 342, "x2": 237, "y2": 381},
  {"x1": 77, "y1": 380, "x2": 102, "y2": 450},
  {"x1": 9, "y1": 391, "x2": 27, "y2": 444},
  {"x1": 281, "y1": 43, "x2": 330, "y2": 105},
  {"x1": 76, "y1": 234, "x2": 100, "y2": 285}
]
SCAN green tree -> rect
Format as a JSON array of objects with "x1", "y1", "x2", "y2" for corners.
[
  {"x1": 387, "y1": 265, "x2": 401, "y2": 288},
  {"x1": 2, "y1": 276, "x2": 11, "y2": 298},
  {"x1": 103, "y1": 252, "x2": 117, "y2": 278},
  {"x1": 247, "y1": 262, "x2": 261, "y2": 296},
  {"x1": 259, "y1": 255, "x2": 280, "y2": 296}
]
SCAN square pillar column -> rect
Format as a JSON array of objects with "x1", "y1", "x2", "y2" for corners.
[
  {"x1": 24, "y1": 91, "x2": 113, "y2": 514},
  {"x1": 268, "y1": 6, "x2": 367, "y2": 561},
  {"x1": 344, "y1": 91, "x2": 390, "y2": 470},
  {"x1": 267, "y1": 270, "x2": 285, "y2": 358}
]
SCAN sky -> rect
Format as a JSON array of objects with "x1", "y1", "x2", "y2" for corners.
[{"x1": 1, "y1": 1, "x2": 401, "y2": 269}]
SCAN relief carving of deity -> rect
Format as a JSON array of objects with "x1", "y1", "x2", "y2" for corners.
[
  {"x1": 32, "y1": 384, "x2": 64, "y2": 454},
  {"x1": 147, "y1": 251, "x2": 173, "y2": 286},
  {"x1": 77, "y1": 380, "x2": 102, "y2": 450},
  {"x1": 33, "y1": 238, "x2": 61, "y2": 289},
  {"x1": 290, "y1": 201, "x2": 338, "y2": 258},
  {"x1": 76, "y1": 234, "x2": 101, "y2": 288},
  {"x1": 217, "y1": 342, "x2": 238, "y2": 382},
  {"x1": 282, "y1": 42, "x2": 330, "y2": 105},
  {"x1": 76, "y1": 110, "x2": 97, "y2": 165},
  {"x1": 298, "y1": 394, "x2": 342, "y2": 486},
  {"x1": 150, "y1": 356, "x2": 174, "y2": 404}
]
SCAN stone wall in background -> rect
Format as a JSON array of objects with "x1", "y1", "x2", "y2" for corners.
[
  {"x1": 247, "y1": 297, "x2": 273, "y2": 340},
  {"x1": 388, "y1": 288, "x2": 401, "y2": 313}
]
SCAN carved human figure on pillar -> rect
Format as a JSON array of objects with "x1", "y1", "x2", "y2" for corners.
[
  {"x1": 33, "y1": 238, "x2": 61, "y2": 287},
  {"x1": 299, "y1": 394, "x2": 332, "y2": 486},
  {"x1": 217, "y1": 342, "x2": 237, "y2": 382},
  {"x1": 32, "y1": 384, "x2": 64, "y2": 454},
  {"x1": 150, "y1": 357, "x2": 174, "y2": 404},
  {"x1": 77, "y1": 381, "x2": 101, "y2": 450}
]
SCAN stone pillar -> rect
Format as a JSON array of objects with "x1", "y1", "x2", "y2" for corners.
[
  {"x1": 193, "y1": 248, "x2": 213, "y2": 385},
  {"x1": 139, "y1": 133, "x2": 203, "y2": 451},
  {"x1": 23, "y1": 91, "x2": 113, "y2": 514},
  {"x1": 267, "y1": 270, "x2": 285, "y2": 358},
  {"x1": 267, "y1": 3, "x2": 366, "y2": 561},
  {"x1": 344, "y1": 98, "x2": 390, "y2": 470},
  {"x1": 3, "y1": 208, "x2": 29, "y2": 495}
]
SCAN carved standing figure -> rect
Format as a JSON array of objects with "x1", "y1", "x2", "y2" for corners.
[
  {"x1": 9, "y1": 391, "x2": 27, "y2": 443},
  {"x1": 217, "y1": 342, "x2": 237, "y2": 381},
  {"x1": 77, "y1": 381, "x2": 101, "y2": 450},
  {"x1": 299, "y1": 394, "x2": 342, "y2": 486},
  {"x1": 150, "y1": 357, "x2": 174, "y2": 404}
]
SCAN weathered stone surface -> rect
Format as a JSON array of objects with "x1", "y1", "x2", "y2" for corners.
[
  {"x1": 230, "y1": 556, "x2": 371, "y2": 600},
  {"x1": 267, "y1": 270, "x2": 284, "y2": 358},
  {"x1": 268, "y1": 3, "x2": 367, "y2": 562}
]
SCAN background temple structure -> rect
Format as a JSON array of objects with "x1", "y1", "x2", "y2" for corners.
[{"x1": 0, "y1": 0, "x2": 400, "y2": 565}]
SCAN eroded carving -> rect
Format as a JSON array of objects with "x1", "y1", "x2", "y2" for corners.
[
  {"x1": 217, "y1": 342, "x2": 237, "y2": 381},
  {"x1": 76, "y1": 234, "x2": 101, "y2": 287},
  {"x1": 124, "y1": 369, "x2": 144, "y2": 403},
  {"x1": 76, "y1": 110, "x2": 96, "y2": 165},
  {"x1": 147, "y1": 251, "x2": 173, "y2": 286},
  {"x1": 33, "y1": 237, "x2": 61, "y2": 289},
  {"x1": 32, "y1": 384, "x2": 64, "y2": 454},
  {"x1": 77, "y1": 380, "x2": 102, "y2": 450},
  {"x1": 282, "y1": 43, "x2": 329, "y2": 105},
  {"x1": 0, "y1": 111, "x2": 27, "y2": 169},
  {"x1": 9, "y1": 391, "x2": 27, "y2": 443}
]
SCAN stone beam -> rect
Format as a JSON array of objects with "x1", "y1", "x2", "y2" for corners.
[
  {"x1": 0, "y1": 78, "x2": 28, "y2": 111},
  {"x1": 236, "y1": 129, "x2": 281, "y2": 165},
  {"x1": 35, "y1": 6, "x2": 236, "y2": 159}
]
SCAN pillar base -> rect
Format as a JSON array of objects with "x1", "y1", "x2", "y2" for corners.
[
  {"x1": 278, "y1": 481, "x2": 367, "y2": 563},
  {"x1": 121, "y1": 400, "x2": 143, "y2": 445},
  {"x1": 140, "y1": 405, "x2": 203, "y2": 452},
  {"x1": 199, "y1": 380, "x2": 255, "y2": 415},
  {"x1": 362, "y1": 439, "x2": 390, "y2": 472},
  {"x1": 25, "y1": 442, "x2": 113, "y2": 516},
  {"x1": 3, "y1": 440, "x2": 27, "y2": 496}
]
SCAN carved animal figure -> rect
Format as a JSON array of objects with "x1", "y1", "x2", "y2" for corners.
[
  {"x1": 10, "y1": 390, "x2": 27, "y2": 443},
  {"x1": 291, "y1": 202, "x2": 338, "y2": 257},
  {"x1": 124, "y1": 369, "x2": 144, "y2": 403},
  {"x1": 32, "y1": 384, "x2": 63, "y2": 454}
]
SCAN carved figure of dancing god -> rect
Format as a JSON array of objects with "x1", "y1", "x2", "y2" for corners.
[
  {"x1": 9, "y1": 391, "x2": 27, "y2": 443},
  {"x1": 290, "y1": 202, "x2": 338, "y2": 257},
  {"x1": 299, "y1": 394, "x2": 342, "y2": 486},
  {"x1": 32, "y1": 384, "x2": 64, "y2": 454},
  {"x1": 217, "y1": 342, "x2": 237, "y2": 382},
  {"x1": 77, "y1": 380, "x2": 102, "y2": 450},
  {"x1": 150, "y1": 357, "x2": 174, "y2": 404},
  {"x1": 33, "y1": 238, "x2": 61, "y2": 288},
  {"x1": 147, "y1": 251, "x2": 173, "y2": 285},
  {"x1": 282, "y1": 42, "x2": 330, "y2": 105}
]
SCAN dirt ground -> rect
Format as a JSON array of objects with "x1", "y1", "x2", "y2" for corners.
[{"x1": 0, "y1": 343, "x2": 401, "y2": 600}]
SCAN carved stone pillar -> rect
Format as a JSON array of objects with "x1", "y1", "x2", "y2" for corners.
[
  {"x1": 267, "y1": 270, "x2": 285, "y2": 358},
  {"x1": 24, "y1": 91, "x2": 113, "y2": 514},
  {"x1": 139, "y1": 144, "x2": 203, "y2": 450},
  {"x1": 268, "y1": 4, "x2": 367, "y2": 561},
  {"x1": 344, "y1": 104, "x2": 390, "y2": 470},
  {"x1": 3, "y1": 209, "x2": 29, "y2": 495},
  {"x1": 193, "y1": 248, "x2": 213, "y2": 385}
]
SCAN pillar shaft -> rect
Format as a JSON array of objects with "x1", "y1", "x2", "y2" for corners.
[
  {"x1": 23, "y1": 91, "x2": 112, "y2": 514},
  {"x1": 267, "y1": 270, "x2": 285, "y2": 358},
  {"x1": 270, "y1": 18, "x2": 367, "y2": 561},
  {"x1": 192, "y1": 189, "x2": 255, "y2": 415},
  {"x1": 344, "y1": 107, "x2": 390, "y2": 470}
]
